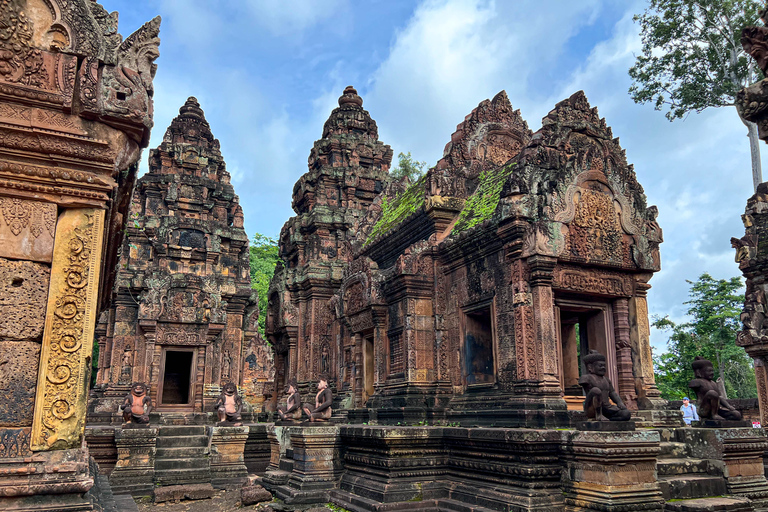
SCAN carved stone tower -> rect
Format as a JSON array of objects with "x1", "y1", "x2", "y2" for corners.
[
  {"x1": 267, "y1": 86, "x2": 393, "y2": 398},
  {"x1": 90, "y1": 97, "x2": 258, "y2": 416}
]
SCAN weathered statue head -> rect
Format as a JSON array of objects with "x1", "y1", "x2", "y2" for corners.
[
  {"x1": 223, "y1": 381, "x2": 237, "y2": 395},
  {"x1": 131, "y1": 382, "x2": 147, "y2": 396},
  {"x1": 692, "y1": 357, "x2": 715, "y2": 380},
  {"x1": 287, "y1": 378, "x2": 298, "y2": 394},
  {"x1": 583, "y1": 350, "x2": 606, "y2": 377},
  {"x1": 318, "y1": 374, "x2": 329, "y2": 390}
]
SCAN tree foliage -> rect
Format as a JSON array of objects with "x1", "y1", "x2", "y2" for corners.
[
  {"x1": 391, "y1": 151, "x2": 427, "y2": 182},
  {"x1": 653, "y1": 273, "x2": 756, "y2": 400},
  {"x1": 629, "y1": 0, "x2": 763, "y2": 119},
  {"x1": 249, "y1": 233, "x2": 279, "y2": 337}
]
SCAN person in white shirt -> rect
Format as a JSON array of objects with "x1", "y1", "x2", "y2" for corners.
[{"x1": 680, "y1": 396, "x2": 699, "y2": 425}]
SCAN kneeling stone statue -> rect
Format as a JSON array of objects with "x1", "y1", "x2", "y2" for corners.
[{"x1": 580, "y1": 350, "x2": 631, "y2": 422}]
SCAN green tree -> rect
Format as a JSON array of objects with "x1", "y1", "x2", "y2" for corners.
[
  {"x1": 391, "y1": 151, "x2": 427, "y2": 182},
  {"x1": 653, "y1": 273, "x2": 756, "y2": 399},
  {"x1": 249, "y1": 233, "x2": 279, "y2": 337},
  {"x1": 629, "y1": 0, "x2": 764, "y2": 189}
]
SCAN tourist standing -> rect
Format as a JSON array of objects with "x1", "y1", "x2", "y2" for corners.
[{"x1": 680, "y1": 396, "x2": 699, "y2": 425}]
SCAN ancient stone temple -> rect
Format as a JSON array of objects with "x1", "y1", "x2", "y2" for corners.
[
  {"x1": 89, "y1": 97, "x2": 267, "y2": 418},
  {"x1": 268, "y1": 88, "x2": 665, "y2": 426},
  {"x1": 267, "y1": 86, "x2": 393, "y2": 407},
  {"x1": 0, "y1": 1, "x2": 160, "y2": 510}
]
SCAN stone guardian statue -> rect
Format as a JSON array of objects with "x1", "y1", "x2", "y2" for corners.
[
  {"x1": 214, "y1": 381, "x2": 243, "y2": 426},
  {"x1": 580, "y1": 350, "x2": 631, "y2": 421},
  {"x1": 120, "y1": 382, "x2": 152, "y2": 425},
  {"x1": 689, "y1": 356, "x2": 742, "y2": 421}
]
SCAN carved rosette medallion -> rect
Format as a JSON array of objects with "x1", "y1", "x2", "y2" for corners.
[{"x1": 32, "y1": 208, "x2": 105, "y2": 450}]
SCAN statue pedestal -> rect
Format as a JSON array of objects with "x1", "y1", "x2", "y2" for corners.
[
  {"x1": 271, "y1": 426, "x2": 342, "y2": 506},
  {"x1": 562, "y1": 430, "x2": 664, "y2": 511},
  {"x1": 210, "y1": 426, "x2": 249, "y2": 487},
  {"x1": 109, "y1": 427, "x2": 157, "y2": 496},
  {"x1": 681, "y1": 427, "x2": 768, "y2": 506},
  {"x1": 692, "y1": 419, "x2": 753, "y2": 428}
]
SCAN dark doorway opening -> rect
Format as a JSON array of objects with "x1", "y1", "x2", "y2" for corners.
[
  {"x1": 463, "y1": 306, "x2": 495, "y2": 386},
  {"x1": 363, "y1": 335, "x2": 374, "y2": 404},
  {"x1": 160, "y1": 350, "x2": 193, "y2": 405}
]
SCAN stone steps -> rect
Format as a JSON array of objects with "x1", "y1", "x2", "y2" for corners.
[
  {"x1": 155, "y1": 467, "x2": 213, "y2": 486},
  {"x1": 113, "y1": 495, "x2": 139, "y2": 512},
  {"x1": 659, "y1": 475, "x2": 727, "y2": 500},
  {"x1": 658, "y1": 458, "x2": 711, "y2": 476},
  {"x1": 156, "y1": 434, "x2": 209, "y2": 448},
  {"x1": 158, "y1": 425, "x2": 207, "y2": 437},
  {"x1": 664, "y1": 496, "x2": 754, "y2": 512},
  {"x1": 155, "y1": 446, "x2": 208, "y2": 458},
  {"x1": 438, "y1": 498, "x2": 506, "y2": 512},
  {"x1": 661, "y1": 441, "x2": 692, "y2": 458},
  {"x1": 155, "y1": 457, "x2": 210, "y2": 471}
]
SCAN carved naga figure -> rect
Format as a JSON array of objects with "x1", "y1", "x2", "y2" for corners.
[
  {"x1": 689, "y1": 357, "x2": 742, "y2": 421},
  {"x1": 214, "y1": 381, "x2": 243, "y2": 426},
  {"x1": 302, "y1": 375, "x2": 333, "y2": 422},
  {"x1": 120, "y1": 382, "x2": 152, "y2": 425},
  {"x1": 579, "y1": 350, "x2": 631, "y2": 422}
]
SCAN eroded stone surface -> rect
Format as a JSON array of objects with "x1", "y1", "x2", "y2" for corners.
[
  {"x1": 0, "y1": 341, "x2": 41, "y2": 427},
  {"x1": 0, "y1": 258, "x2": 49, "y2": 341}
]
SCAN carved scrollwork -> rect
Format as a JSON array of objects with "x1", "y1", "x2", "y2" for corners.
[{"x1": 32, "y1": 209, "x2": 104, "y2": 451}]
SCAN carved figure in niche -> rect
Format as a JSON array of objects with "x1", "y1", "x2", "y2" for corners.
[
  {"x1": 689, "y1": 357, "x2": 743, "y2": 421},
  {"x1": 303, "y1": 374, "x2": 333, "y2": 422},
  {"x1": 321, "y1": 344, "x2": 330, "y2": 375},
  {"x1": 222, "y1": 350, "x2": 231, "y2": 380},
  {"x1": 277, "y1": 379, "x2": 302, "y2": 421},
  {"x1": 120, "y1": 346, "x2": 133, "y2": 383},
  {"x1": 214, "y1": 381, "x2": 243, "y2": 426},
  {"x1": 120, "y1": 382, "x2": 152, "y2": 425},
  {"x1": 580, "y1": 350, "x2": 631, "y2": 421}
]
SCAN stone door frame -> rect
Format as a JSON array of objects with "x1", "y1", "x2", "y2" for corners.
[{"x1": 156, "y1": 346, "x2": 198, "y2": 411}]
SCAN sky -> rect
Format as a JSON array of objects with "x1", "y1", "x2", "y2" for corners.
[{"x1": 102, "y1": 0, "x2": 763, "y2": 354}]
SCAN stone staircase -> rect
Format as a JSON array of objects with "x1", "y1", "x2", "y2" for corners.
[
  {"x1": 154, "y1": 425, "x2": 212, "y2": 487},
  {"x1": 658, "y1": 429, "x2": 753, "y2": 512}
]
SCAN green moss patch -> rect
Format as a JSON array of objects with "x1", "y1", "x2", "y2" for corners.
[
  {"x1": 452, "y1": 163, "x2": 516, "y2": 235},
  {"x1": 364, "y1": 175, "x2": 427, "y2": 247}
]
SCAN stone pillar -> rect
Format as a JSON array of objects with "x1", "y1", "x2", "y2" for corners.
[
  {"x1": 275, "y1": 426, "x2": 342, "y2": 505},
  {"x1": 32, "y1": 209, "x2": 106, "y2": 451},
  {"x1": 756, "y1": 357, "x2": 768, "y2": 427},
  {"x1": 109, "y1": 427, "x2": 157, "y2": 496},
  {"x1": 629, "y1": 280, "x2": 664, "y2": 409},
  {"x1": 528, "y1": 255, "x2": 562, "y2": 395},
  {"x1": 210, "y1": 426, "x2": 249, "y2": 487},
  {"x1": 262, "y1": 425, "x2": 292, "y2": 488},
  {"x1": 613, "y1": 298, "x2": 637, "y2": 409},
  {"x1": 562, "y1": 430, "x2": 664, "y2": 511}
]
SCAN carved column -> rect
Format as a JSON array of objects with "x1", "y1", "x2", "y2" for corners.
[
  {"x1": 756, "y1": 357, "x2": 768, "y2": 427},
  {"x1": 528, "y1": 255, "x2": 562, "y2": 395},
  {"x1": 612, "y1": 298, "x2": 637, "y2": 410},
  {"x1": 32, "y1": 209, "x2": 105, "y2": 451},
  {"x1": 629, "y1": 279, "x2": 663, "y2": 409}
]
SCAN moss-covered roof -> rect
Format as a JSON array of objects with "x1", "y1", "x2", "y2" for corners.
[
  {"x1": 364, "y1": 174, "x2": 427, "y2": 247},
  {"x1": 450, "y1": 163, "x2": 516, "y2": 236}
]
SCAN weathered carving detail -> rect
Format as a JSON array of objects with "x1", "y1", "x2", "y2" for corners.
[
  {"x1": 32, "y1": 208, "x2": 104, "y2": 450},
  {"x1": 553, "y1": 266, "x2": 632, "y2": 297}
]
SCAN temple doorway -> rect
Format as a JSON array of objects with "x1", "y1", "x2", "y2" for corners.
[
  {"x1": 555, "y1": 299, "x2": 617, "y2": 409},
  {"x1": 363, "y1": 335, "x2": 374, "y2": 403},
  {"x1": 158, "y1": 348, "x2": 195, "y2": 409},
  {"x1": 462, "y1": 304, "x2": 495, "y2": 387}
]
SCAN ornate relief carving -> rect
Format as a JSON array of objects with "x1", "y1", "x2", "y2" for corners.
[
  {"x1": 568, "y1": 188, "x2": 623, "y2": 265},
  {"x1": 0, "y1": 196, "x2": 56, "y2": 263},
  {"x1": 552, "y1": 266, "x2": 632, "y2": 297},
  {"x1": 0, "y1": 427, "x2": 32, "y2": 457},
  {"x1": 161, "y1": 330, "x2": 201, "y2": 346},
  {"x1": 32, "y1": 208, "x2": 104, "y2": 450}
]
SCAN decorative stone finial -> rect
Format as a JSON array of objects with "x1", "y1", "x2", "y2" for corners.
[
  {"x1": 179, "y1": 97, "x2": 205, "y2": 120},
  {"x1": 338, "y1": 86, "x2": 363, "y2": 107}
]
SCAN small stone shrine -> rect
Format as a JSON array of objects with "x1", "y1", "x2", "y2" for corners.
[
  {"x1": 89, "y1": 97, "x2": 269, "y2": 418},
  {"x1": 268, "y1": 87, "x2": 665, "y2": 426},
  {"x1": 0, "y1": 0, "x2": 160, "y2": 510}
]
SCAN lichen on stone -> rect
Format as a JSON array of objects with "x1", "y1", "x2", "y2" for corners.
[{"x1": 451, "y1": 162, "x2": 516, "y2": 235}]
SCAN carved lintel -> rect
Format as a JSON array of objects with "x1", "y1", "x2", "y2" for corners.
[
  {"x1": 553, "y1": 265, "x2": 633, "y2": 297},
  {"x1": 31, "y1": 208, "x2": 105, "y2": 450}
]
